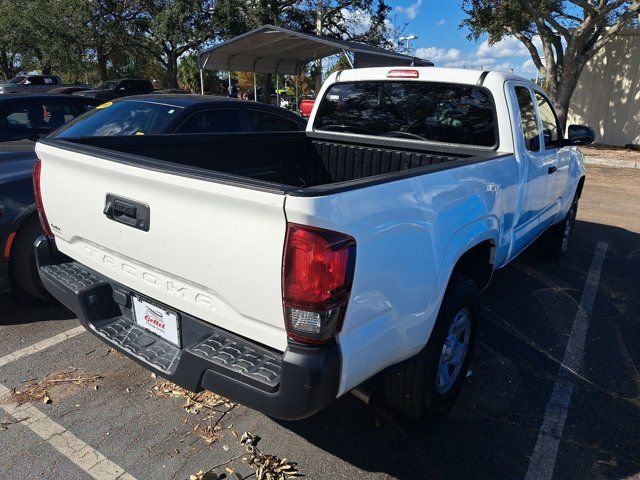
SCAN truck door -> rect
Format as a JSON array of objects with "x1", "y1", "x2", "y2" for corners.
[
  {"x1": 533, "y1": 90, "x2": 571, "y2": 225},
  {"x1": 509, "y1": 83, "x2": 550, "y2": 250}
]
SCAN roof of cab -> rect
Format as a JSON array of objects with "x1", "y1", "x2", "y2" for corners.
[
  {"x1": 112, "y1": 94, "x2": 246, "y2": 108},
  {"x1": 328, "y1": 66, "x2": 530, "y2": 86}
]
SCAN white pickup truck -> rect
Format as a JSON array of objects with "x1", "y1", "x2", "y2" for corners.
[{"x1": 34, "y1": 67, "x2": 594, "y2": 420}]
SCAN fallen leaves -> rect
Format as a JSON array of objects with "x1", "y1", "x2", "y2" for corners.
[
  {"x1": 189, "y1": 430, "x2": 301, "y2": 480},
  {"x1": 152, "y1": 381, "x2": 236, "y2": 444},
  {"x1": 240, "y1": 432, "x2": 300, "y2": 480},
  {"x1": 11, "y1": 369, "x2": 103, "y2": 406}
]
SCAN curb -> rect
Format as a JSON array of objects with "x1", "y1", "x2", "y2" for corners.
[{"x1": 584, "y1": 156, "x2": 640, "y2": 170}]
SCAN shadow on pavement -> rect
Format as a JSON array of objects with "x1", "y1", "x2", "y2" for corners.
[
  {"x1": 277, "y1": 220, "x2": 640, "y2": 480},
  {"x1": 0, "y1": 289, "x2": 74, "y2": 325}
]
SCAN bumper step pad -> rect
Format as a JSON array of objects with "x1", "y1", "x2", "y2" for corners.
[
  {"x1": 98, "y1": 317, "x2": 182, "y2": 373},
  {"x1": 40, "y1": 261, "x2": 282, "y2": 388}
]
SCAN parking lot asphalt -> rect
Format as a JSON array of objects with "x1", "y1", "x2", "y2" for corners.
[{"x1": 1, "y1": 164, "x2": 639, "y2": 480}]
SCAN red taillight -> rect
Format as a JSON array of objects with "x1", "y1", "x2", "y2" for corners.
[
  {"x1": 33, "y1": 159, "x2": 53, "y2": 237},
  {"x1": 386, "y1": 69, "x2": 419, "y2": 78},
  {"x1": 283, "y1": 223, "x2": 356, "y2": 344}
]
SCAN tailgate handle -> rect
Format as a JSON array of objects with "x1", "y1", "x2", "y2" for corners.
[{"x1": 104, "y1": 194, "x2": 150, "y2": 231}]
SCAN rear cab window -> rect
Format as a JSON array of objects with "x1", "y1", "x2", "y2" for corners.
[
  {"x1": 313, "y1": 81, "x2": 498, "y2": 147},
  {"x1": 53, "y1": 100, "x2": 182, "y2": 137}
]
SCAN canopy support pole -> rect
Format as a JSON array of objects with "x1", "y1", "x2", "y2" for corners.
[
  {"x1": 276, "y1": 74, "x2": 280, "y2": 107},
  {"x1": 295, "y1": 67, "x2": 300, "y2": 113},
  {"x1": 343, "y1": 50, "x2": 354, "y2": 68},
  {"x1": 198, "y1": 54, "x2": 210, "y2": 95},
  {"x1": 253, "y1": 72, "x2": 257, "y2": 102}
]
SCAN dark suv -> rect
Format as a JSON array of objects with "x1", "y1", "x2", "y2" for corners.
[{"x1": 75, "y1": 79, "x2": 154, "y2": 101}]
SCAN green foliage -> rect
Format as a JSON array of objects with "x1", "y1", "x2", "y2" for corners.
[
  {"x1": 0, "y1": 0, "x2": 400, "y2": 90},
  {"x1": 178, "y1": 53, "x2": 218, "y2": 93},
  {"x1": 461, "y1": 0, "x2": 640, "y2": 125}
]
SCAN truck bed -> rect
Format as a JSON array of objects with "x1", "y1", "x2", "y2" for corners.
[{"x1": 46, "y1": 132, "x2": 501, "y2": 194}]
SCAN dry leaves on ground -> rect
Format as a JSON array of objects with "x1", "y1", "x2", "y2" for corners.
[
  {"x1": 11, "y1": 368, "x2": 103, "y2": 405},
  {"x1": 152, "y1": 381, "x2": 236, "y2": 444},
  {"x1": 188, "y1": 430, "x2": 301, "y2": 480},
  {"x1": 240, "y1": 432, "x2": 301, "y2": 480}
]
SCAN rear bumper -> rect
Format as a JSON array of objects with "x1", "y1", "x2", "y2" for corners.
[{"x1": 35, "y1": 236, "x2": 340, "y2": 420}]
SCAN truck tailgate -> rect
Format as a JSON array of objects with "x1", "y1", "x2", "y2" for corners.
[{"x1": 36, "y1": 141, "x2": 289, "y2": 351}]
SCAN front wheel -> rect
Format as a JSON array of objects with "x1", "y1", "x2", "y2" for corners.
[
  {"x1": 384, "y1": 273, "x2": 478, "y2": 420},
  {"x1": 544, "y1": 197, "x2": 578, "y2": 259}
]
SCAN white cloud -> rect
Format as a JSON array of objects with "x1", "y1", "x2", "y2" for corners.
[
  {"x1": 437, "y1": 19, "x2": 445, "y2": 27},
  {"x1": 476, "y1": 35, "x2": 543, "y2": 59},
  {"x1": 395, "y1": 0, "x2": 422, "y2": 20},
  {"x1": 414, "y1": 36, "x2": 543, "y2": 77},
  {"x1": 415, "y1": 47, "x2": 462, "y2": 63}
]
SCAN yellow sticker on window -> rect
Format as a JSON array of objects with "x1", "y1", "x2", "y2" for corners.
[{"x1": 96, "y1": 101, "x2": 113, "y2": 110}]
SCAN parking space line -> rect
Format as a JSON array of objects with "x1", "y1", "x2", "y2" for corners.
[
  {"x1": 524, "y1": 241, "x2": 608, "y2": 480},
  {"x1": 0, "y1": 383, "x2": 136, "y2": 479},
  {"x1": 0, "y1": 325, "x2": 85, "y2": 368}
]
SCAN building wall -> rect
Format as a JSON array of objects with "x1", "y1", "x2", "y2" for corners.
[{"x1": 568, "y1": 30, "x2": 640, "y2": 147}]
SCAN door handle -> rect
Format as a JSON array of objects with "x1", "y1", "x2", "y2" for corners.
[
  {"x1": 548, "y1": 165, "x2": 558, "y2": 174},
  {"x1": 104, "y1": 194, "x2": 150, "y2": 231}
]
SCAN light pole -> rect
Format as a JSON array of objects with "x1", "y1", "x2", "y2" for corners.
[{"x1": 399, "y1": 35, "x2": 418, "y2": 55}]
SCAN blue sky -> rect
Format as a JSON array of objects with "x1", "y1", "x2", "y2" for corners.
[{"x1": 388, "y1": 0, "x2": 540, "y2": 77}]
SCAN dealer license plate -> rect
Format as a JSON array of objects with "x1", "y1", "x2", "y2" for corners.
[{"x1": 132, "y1": 296, "x2": 181, "y2": 347}]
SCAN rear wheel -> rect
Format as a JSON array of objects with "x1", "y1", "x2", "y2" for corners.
[
  {"x1": 10, "y1": 215, "x2": 51, "y2": 301},
  {"x1": 384, "y1": 273, "x2": 478, "y2": 420}
]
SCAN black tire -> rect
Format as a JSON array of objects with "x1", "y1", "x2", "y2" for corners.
[
  {"x1": 543, "y1": 196, "x2": 579, "y2": 260},
  {"x1": 9, "y1": 215, "x2": 52, "y2": 301},
  {"x1": 384, "y1": 273, "x2": 479, "y2": 420}
]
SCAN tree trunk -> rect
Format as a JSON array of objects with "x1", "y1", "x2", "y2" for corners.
[
  {"x1": 544, "y1": 56, "x2": 587, "y2": 131},
  {"x1": 97, "y1": 50, "x2": 109, "y2": 81},
  {"x1": 165, "y1": 51, "x2": 179, "y2": 89},
  {"x1": 261, "y1": 73, "x2": 272, "y2": 103},
  {"x1": 0, "y1": 51, "x2": 16, "y2": 81}
]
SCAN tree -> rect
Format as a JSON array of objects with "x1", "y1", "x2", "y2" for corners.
[
  {"x1": 313, "y1": 0, "x2": 392, "y2": 90},
  {"x1": 462, "y1": 0, "x2": 640, "y2": 127},
  {"x1": 135, "y1": 0, "x2": 217, "y2": 88},
  {"x1": 178, "y1": 53, "x2": 218, "y2": 92}
]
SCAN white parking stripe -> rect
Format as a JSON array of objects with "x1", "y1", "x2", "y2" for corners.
[
  {"x1": 0, "y1": 325, "x2": 136, "y2": 479},
  {"x1": 0, "y1": 325, "x2": 85, "y2": 368},
  {"x1": 0, "y1": 384, "x2": 136, "y2": 479},
  {"x1": 525, "y1": 241, "x2": 608, "y2": 480}
]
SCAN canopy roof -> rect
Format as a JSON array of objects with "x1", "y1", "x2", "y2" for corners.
[{"x1": 199, "y1": 24, "x2": 433, "y2": 75}]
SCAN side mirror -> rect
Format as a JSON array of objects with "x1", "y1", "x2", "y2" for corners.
[
  {"x1": 566, "y1": 124, "x2": 595, "y2": 146},
  {"x1": 118, "y1": 86, "x2": 126, "y2": 92},
  {"x1": 529, "y1": 136, "x2": 540, "y2": 151}
]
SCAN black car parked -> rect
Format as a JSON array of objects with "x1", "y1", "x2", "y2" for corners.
[
  {"x1": 1, "y1": 94, "x2": 306, "y2": 300},
  {"x1": 0, "y1": 94, "x2": 101, "y2": 142},
  {"x1": 74, "y1": 79, "x2": 155, "y2": 101},
  {"x1": 0, "y1": 95, "x2": 101, "y2": 298},
  {"x1": 54, "y1": 94, "x2": 307, "y2": 136}
]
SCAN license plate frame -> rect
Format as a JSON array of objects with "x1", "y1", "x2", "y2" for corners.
[{"x1": 132, "y1": 296, "x2": 181, "y2": 347}]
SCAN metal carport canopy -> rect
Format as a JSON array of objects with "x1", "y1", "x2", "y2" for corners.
[{"x1": 198, "y1": 24, "x2": 433, "y2": 75}]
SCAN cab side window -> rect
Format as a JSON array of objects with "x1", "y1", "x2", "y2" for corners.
[
  {"x1": 175, "y1": 109, "x2": 242, "y2": 133},
  {"x1": 515, "y1": 87, "x2": 540, "y2": 152},
  {"x1": 534, "y1": 92, "x2": 562, "y2": 149},
  {"x1": 245, "y1": 110, "x2": 300, "y2": 132}
]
